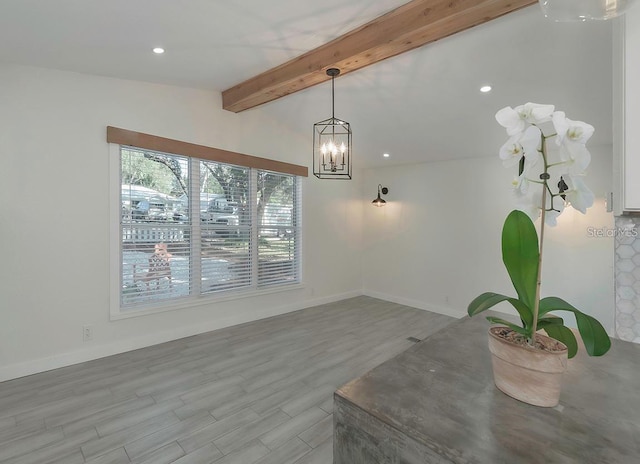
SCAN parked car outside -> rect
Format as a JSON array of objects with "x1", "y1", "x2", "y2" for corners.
[
  {"x1": 121, "y1": 184, "x2": 177, "y2": 223},
  {"x1": 131, "y1": 198, "x2": 171, "y2": 222},
  {"x1": 174, "y1": 194, "x2": 240, "y2": 234}
]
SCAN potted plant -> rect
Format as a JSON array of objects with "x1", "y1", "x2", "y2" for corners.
[{"x1": 468, "y1": 102, "x2": 611, "y2": 407}]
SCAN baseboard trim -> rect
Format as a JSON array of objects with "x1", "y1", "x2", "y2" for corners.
[
  {"x1": 0, "y1": 290, "x2": 363, "y2": 382},
  {"x1": 362, "y1": 290, "x2": 466, "y2": 319}
]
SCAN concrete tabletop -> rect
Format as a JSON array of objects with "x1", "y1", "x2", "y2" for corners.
[{"x1": 334, "y1": 314, "x2": 640, "y2": 463}]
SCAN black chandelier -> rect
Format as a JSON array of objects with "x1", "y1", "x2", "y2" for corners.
[{"x1": 313, "y1": 68, "x2": 352, "y2": 180}]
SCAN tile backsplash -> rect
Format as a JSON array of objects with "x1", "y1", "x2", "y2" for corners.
[{"x1": 615, "y1": 216, "x2": 640, "y2": 343}]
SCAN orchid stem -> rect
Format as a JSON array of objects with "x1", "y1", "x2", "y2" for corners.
[
  {"x1": 532, "y1": 191, "x2": 545, "y2": 345},
  {"x1": 531, "y1": 134, "x2": 548, "y2": 346}
]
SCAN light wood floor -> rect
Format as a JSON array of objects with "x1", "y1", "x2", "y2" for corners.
[{"x1": 0, "y1": 296, "x2": 454, "y2": 464}]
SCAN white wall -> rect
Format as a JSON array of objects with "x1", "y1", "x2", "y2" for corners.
[
  {"x1": 0, "y1": 62, "x2": 617, "y2": 381},
  {"x1": 0, "y1": 63, "x2": 364, "y2": 381},
  {"x1": 362, "y1": 146, "x2": 616, "y2": 333}
]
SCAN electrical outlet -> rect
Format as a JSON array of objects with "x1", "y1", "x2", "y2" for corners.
[{"x1": 83, "y1": 325, "x2": 93, "y2": 342}]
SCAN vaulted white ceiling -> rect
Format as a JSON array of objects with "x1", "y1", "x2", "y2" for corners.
[{"x1": 0, "y1": 0, "x2": 613, "y2": 168}]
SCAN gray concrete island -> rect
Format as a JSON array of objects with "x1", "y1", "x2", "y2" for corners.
[{"x1": 334, "y1": 315, "x2": 640, "y2": 463}]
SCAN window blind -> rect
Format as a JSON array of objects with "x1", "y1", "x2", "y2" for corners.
[
  {"x1": 120, "y1": 149, "x2": 191, "y2": 307},
  {"x1": 116, "y1": 145, "x2": 302, "y2": 312},
  {"x1": 199, "y1": 160, "x2": 252, "y2": 294},
  {"x1": 257, "y1": 171, "x2": 300, "y2": 286}
]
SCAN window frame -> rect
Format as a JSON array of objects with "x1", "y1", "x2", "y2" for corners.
[{"x1": 108, "y1": 128, "x2": 307, "y2": 320}]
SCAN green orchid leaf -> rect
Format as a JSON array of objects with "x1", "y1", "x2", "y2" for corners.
[
  {"x1": 502, "y1": 210, "x2": 539, "y2": 311},
  {"x1": 485, "y1": 317, "x2": 528, "y2": 336},
  {"x1": 506, "y1": 298, "x2": 534, "y2": 331},
  {"x1": 468, "y1": 292, "x2": 533, "y2": 330},
  {"x1": 538, "y1": 321, "x2": 578, "y2": 358},
  {"x1": 575, "y1": 313, "x2": 611, "y2": 356},
  {"x1": 539, "y1": 296, "x2": 611, "y2": 356},
  {"x1": 538, "y1": 296, "x2": 577, "y2": 317},
  {"x1": 538, "y1": 315, "x2": 564, "y2": 325},
  {"x1": 468, "y1": 292, "x2": 512, "y2": 316}
]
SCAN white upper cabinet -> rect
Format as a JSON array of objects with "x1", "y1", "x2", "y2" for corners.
[{"x1": 617, "y1": 7, "x2": 640, "y2": 213}]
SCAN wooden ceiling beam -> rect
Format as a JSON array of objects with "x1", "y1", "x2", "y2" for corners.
[{"x1": 222, "y1": 0, "x2": 536, "y2": 112}]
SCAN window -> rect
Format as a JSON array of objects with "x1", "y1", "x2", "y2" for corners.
[{"x1": 110, "y1": 128, "x2": 305, "y2": 316}]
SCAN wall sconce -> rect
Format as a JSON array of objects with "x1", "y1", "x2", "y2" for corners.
[{"x1": 372, "y1": 184, "x2": 389, "y2": 207}]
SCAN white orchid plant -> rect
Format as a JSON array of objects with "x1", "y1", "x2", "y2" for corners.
[
  {"x1": 468, "y1": 102, "x2": 611, "y2": 358},
  {"x1": 497, "y1": 102, "x2": 595, "y2": 224}
]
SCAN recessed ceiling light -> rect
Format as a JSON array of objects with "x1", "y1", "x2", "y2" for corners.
[
  {"x1": 480, "y1": 85, "x2": 492, "y2": 93},
  {"x1": 153, "y1": 47, "x2": 165, "y2": 54},
  {"x1": 383, "y1": 153, "x2": 390, "y2": 158}
]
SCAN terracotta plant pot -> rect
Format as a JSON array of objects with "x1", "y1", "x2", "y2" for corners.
[{"x1": 488, "y1": 326, "x2": 568, "y2": 407}]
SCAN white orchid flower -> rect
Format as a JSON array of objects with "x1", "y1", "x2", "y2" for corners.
[
  {"x1": 497, "y1": 104, "x2": 594, "y2": 227},
  {"x1": 496, "y1": 106, "x2": 526, "y2": 136},
  {"x1": 511, "y1": 174, "x2": 529, "y2": 194},
  {"x1": 520, "y1": 126, "x2": 543, "y2": 170},
  {"x1": 499, "y1": 125, "x2": 542, "y2": 169},
  {"x1": 514, "y1": 186, "x2": 542, "y2": 222},
  {"x1": 500, "y1": 135, "x2": 526, "y2": 167},
  {"x1": 496, "y1": 103, "x2": 555, "y2": 136},
  {"x1": 563, "y1": 175, "x2": 595, "y2": 214},
  {"x1": 514, "y1": 184, "x2": 565, "y2": 226},
  {"x1": 543, "y1": 192, "x2": 565, "y2": 226},
  {"x1": 517, "y1": 102, "x2": 555, "y2": 125},
  {"x1": 552, "y1": 111, "x2": 595, "y2": 146},
  {"x1": 513, "y1": 182, "x2": 543, "y2": 221},
  {"x1": 558, "y1": 141, "x2": 591, "y2": 176}
]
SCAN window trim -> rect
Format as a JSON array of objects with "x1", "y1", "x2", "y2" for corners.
[
  {"x1": 107, "y1": 126, "x2": 308, "y2": 177},
  {"x1": 108, "y1": 129, "x2": 306, "y2": 320},
  {"x1": 110, "y1": 281, "x2": 306, "y2": 321}
]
